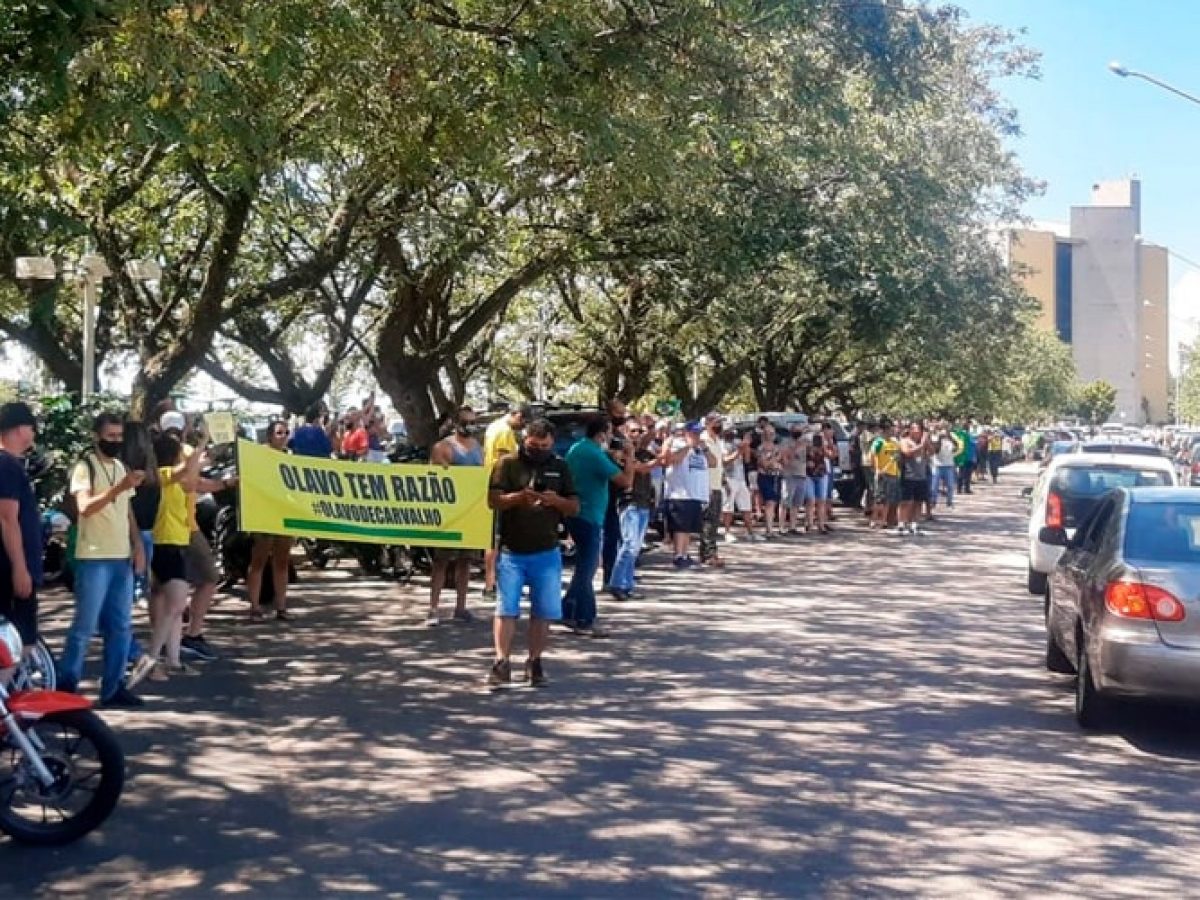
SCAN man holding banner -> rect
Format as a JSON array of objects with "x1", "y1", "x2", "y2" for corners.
[{"x1": 487, "y1": 419, "x2": 578, "y2": 688}]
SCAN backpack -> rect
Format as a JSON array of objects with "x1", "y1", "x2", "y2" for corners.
[{"x1": 62, "y1": 455, "x2": 97, "y2": 525}]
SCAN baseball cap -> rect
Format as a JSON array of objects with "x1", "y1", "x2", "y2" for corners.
[
  {"x1": 685, "y1": 421, "x2": 703, "y2": 433},
  {"x1": 159, "y1": 410, "x2": 187, "y2": 433},
  {"x1": 0, "y1": 402, "x2": 37, "y2": 433},
  {"x1": 704, "y1": 411, "x2": 722, "y2": 423},
  {"x1": 671, "y1": 421, "x2": 686, "y2": 432}
]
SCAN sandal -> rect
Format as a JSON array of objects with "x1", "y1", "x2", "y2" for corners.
[
  {"x1": 248, "y1": 607, "x2": 265, "y2": 621},
  {"x1": 275, "y1": 609, "x2": 294, "y2": 622}
]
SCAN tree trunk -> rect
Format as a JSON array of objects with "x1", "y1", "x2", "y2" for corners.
[{"x1": 376, "y1": 353, "x2": 440, "y2": 452}]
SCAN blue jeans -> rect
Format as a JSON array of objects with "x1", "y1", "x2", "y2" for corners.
[
  {"x1": 931, "y1": 465, "x2": 957, "y2": 508},
  {"x1": 59, "y1": 559, "x2": 134, "y2": 700},
  {"x1": 562, "y1": 517, "x2": 602, "y2": 627},
  {"x1": 610, "y1": 506, "x2": 650, "y2": 593},
  {"x1": 128, "y1": 530, "x2": 153, "y2": 663}
]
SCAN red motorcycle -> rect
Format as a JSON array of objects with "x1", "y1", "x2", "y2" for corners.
[{"x1": 0, "y1": 617, "x2": 125, "y2": 845}]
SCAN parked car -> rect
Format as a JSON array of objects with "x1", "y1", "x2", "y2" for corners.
[
  {"x1": 1078, "y1": 440, "x2": 1165, "y2": 458},
  {"x1": 1025, "y1": 451, "x2": 1177, "y2": 595},
  {"x1": 1043, "y1": 487, "x2": 1200, "y2": 728},
  {"x1": 1041, "y1": 439, "x2": 1079, "y2": 468}
]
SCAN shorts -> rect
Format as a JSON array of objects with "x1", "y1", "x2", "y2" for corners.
[
  {"x1": 747, "y1": 471, "x2": 759, "y2": 492},
  {"x1": 666, "y1": 499, "x2": 705, "y2": 534},
  {"x1": 901, "y1": 478, "x2": 930, "y2": 503},
  {"x1": 876, "y1": 473, "x2": 901, "y2": 506},
  {"x1": 806, "y1": 474, "x2": 831, "y2": 502},
  {"x1": 152, "y1": 544, "x2": 188, "y2": 584},
  {"x1": 186, "y1": 530, "x2": 220, "y2": 586},
  {"x1": 782, "y1": 476, "x2": 807, "y2": 508},
  {"x1": 723, "y1": 479, "x2": 753, "y2": 513},
  {"x1": 496, "y1": 548, "x2": 562, "y2": 620},
  {"x1": 0, "y1": 588, "x2": 38, "y2": 645},
  {"x1": 758, "y1": 474, "x2": 782, "y2": 504}
]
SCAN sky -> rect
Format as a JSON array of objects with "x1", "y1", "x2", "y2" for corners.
[{"x1": 960, "y1": 0, "x2": 1200, "y2": 371}]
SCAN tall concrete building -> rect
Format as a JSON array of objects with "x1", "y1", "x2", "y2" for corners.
[{"x1": 1008, "y1": 178, "x2": 1170, "y2": 424}]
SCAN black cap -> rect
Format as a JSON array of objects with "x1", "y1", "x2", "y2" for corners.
[{"x1": 0, "y1": 402, "x2": 37, "y2": 433}]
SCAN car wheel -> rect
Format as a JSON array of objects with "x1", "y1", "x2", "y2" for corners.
[
  {"x1": 1075, "y1": 633, "x2": 1112, "y2": 730},
  {"x1": 1027, "y1": 563, "x2": 1047, "y2": 596}
]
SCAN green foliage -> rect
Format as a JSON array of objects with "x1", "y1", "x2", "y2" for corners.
[
  {"x1": 1, "y1": 1, "x2": 1045, "y2": 432},
  {"x1": 31, "y1": 392, "x2": 126, "y2": 510},
  {"x1": 1075, "y1": 380, "x2": 1119, "y2": 427}
]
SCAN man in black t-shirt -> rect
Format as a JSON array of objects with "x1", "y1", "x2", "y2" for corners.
[
  {"x1": 0, "y1": 403, "x2": 43, "y2": 649},
  {"x1": 487, "y1": 418, "x2": 579, "y2": 687}
]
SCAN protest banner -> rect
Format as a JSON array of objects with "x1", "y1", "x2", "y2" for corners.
[
  {"x1": 237, "y1": 440, "x2": 494, "y2": 549},
  {"x1": 204, "y1": 411, "x2": 238, "y2": 446}
]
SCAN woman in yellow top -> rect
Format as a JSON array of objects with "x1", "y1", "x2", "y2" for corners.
[{"x1": 144, "y1": 431, "x2": 203, "y2": 680}]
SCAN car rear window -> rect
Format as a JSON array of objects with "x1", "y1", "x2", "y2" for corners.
[
  {"x1": 1125, "y1": 503, "x2": 1200, "y2": 563},
  {"x1": 1052, "y1": 466, "x2": 1173, "y2": 528}
]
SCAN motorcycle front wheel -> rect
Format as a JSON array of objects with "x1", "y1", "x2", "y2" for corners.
[{"x1": 0, "y1": 709, "x2": 125, "y2": 845}]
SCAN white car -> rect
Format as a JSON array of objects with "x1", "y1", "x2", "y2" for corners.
[{"x1": 1026, "y1": 451, "x2": 1177, "y2": 595}]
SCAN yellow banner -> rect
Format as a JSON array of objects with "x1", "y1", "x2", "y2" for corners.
[{"x1": 236, "y1": 440, "x2": 494, "y2": 549}]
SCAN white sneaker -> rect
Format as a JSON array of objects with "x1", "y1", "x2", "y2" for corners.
[
  {"x1": 891, "y1": 526, "x2": 907, "y2": 536},
  {"x1": 724, "y1": 533, "x2": 738, "y2": 544},
  {"x1": 126, "y1": 654, "x2": 157, "y2": 690},
  {"x1": 425, "y1": 614, "x2": 440, "y2": 628}
]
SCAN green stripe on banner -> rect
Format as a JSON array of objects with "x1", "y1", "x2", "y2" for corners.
[{"x1": 282, "y1": 519, "x2": 464, "y2": 541}]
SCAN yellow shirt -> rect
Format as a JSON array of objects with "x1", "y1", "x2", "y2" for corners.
[
  {"x1": 484, "y1": 419, "x2": 518, "y2": 468},
  {"x1": 871, "y1": 437, "x2": 901, "y2": 478},
  {"x1": 153, "y1": 467, "x2": 191, "y2": 546},
  {"x1": 71, "y1": 455, "x2": 132, "y2": 560}
]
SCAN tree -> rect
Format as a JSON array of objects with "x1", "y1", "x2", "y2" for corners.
[{"x1": 1076, "y1": 380, "x2": 1118, "y2": 427}]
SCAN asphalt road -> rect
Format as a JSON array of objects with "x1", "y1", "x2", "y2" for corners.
[{"x1": 5, "y1": 464, "x2": 1200, "y2": 898}]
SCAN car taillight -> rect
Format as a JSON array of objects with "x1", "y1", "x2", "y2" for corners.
[
  {"x1": 1046, "y1": 491, "x2": 1064, "y2": 528},
  {"x1": 1104, "y1": 582, "x2": 1187, "y2": 622}
]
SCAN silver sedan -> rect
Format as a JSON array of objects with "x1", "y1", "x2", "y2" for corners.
[{"x1": 1043, "y1": 487, "x2": 1200, "y2": 729}]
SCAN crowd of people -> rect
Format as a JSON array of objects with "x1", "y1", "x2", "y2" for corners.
[
  {"x1": 476, "y1": 405, "x2": 1015, "y2": 687},
  {"x1": 0, "y1": 391, "x2": 1018, "y2": 700}
]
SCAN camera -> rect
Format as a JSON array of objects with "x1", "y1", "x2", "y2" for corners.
[{"x1": 609, "y1": 434, "x2": 627, "y2": 452}]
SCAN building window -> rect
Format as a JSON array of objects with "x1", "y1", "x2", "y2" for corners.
[{"x1": 1055, "y1": 241, "x2": 1072, "y2": 343}]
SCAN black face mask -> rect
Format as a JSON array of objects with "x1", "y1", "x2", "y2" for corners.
[
  {"x1": 521, "y1": 445, "x2": 551, "y2": 466},
  {"x1": 98, "y1": 439, "x2": 123, "y2": 458}
]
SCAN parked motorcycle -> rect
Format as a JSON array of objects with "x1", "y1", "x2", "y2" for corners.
[{"x1": 0, "y1": 617, "x2": 124, "y2": 845}]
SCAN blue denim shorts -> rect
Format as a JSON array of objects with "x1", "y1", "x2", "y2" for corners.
[
  {"x1": 497, "y1": 548, "x2": 563, "y2": 620},
  {"x1": 806, "y1": 473, "x2": 831, "y2": 501}
]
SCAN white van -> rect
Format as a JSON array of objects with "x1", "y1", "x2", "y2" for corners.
[{"x1": 1026, "y1": 451, "x2": 1177, "y2": 595}]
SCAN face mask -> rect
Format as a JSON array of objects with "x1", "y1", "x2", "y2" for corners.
[
  {"x1": 521, "y1": 445, "x2": 551, "y2": 465},
  {"x1": 456, "y1": 422, "x2": 477, "y2": 437},
  {"x1": 98, "y1": 439, "x2": 123, "y2": 458}
]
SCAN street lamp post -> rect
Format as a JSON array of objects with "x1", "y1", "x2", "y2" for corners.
[
  {"x1": 1109, "y1": 62, "x2": 1200, "y2": 106},
  {"x1": 14, "y1": 254, "x2": 160, "y2": 401}
]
